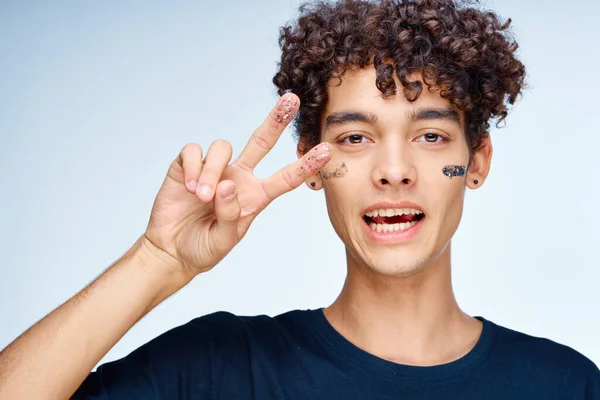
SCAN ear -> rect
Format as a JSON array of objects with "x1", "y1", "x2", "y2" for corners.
[
  {"x1": 297, "y1": 143, "x2": 324, "y2": 190},
  {"x1": 466, "y1": 134, "x2": 493, "y2": 189}
]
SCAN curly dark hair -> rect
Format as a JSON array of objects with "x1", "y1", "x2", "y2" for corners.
[{"x1": 273, "y1": 0, "x2": 526, "y2": 154}]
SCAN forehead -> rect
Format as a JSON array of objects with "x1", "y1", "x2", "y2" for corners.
[{"x1": 323, "y1": 66, "x2": 459, "y2": 118}]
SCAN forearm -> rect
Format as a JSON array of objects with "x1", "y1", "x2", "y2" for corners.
[{"x1": 0, "y1": 235, "x2": 191, "y2": 400}]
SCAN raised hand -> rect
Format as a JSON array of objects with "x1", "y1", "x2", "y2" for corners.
[{"x1": 143, "y1": 93, "x2": 333, "y2": 279}]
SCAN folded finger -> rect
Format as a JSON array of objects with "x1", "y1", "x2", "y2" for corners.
[
  {"x1": 196, "y1": 140, "x2": 233, "y2": 202},
  {"x1": 176, "y1": 143, "x2": 203, "y2": 193},
  {"x1": 211, "y1": 180, "x2": 241, "y2": 254}
]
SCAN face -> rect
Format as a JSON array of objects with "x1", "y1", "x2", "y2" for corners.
[{"x1": 308, "y1": 66, "x2": 491, "y2": 277}]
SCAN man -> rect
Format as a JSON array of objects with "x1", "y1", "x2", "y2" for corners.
[{"x1": 0, "y1": 0, "x2": 598, "y2": 399}]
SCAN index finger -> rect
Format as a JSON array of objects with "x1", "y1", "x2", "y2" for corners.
[
  {"x1": 235, "y1": 93, "x2": 300, "y2": 170},
  {"x1": 263, "y1": 142, "x2": 333, "y2": 200}
]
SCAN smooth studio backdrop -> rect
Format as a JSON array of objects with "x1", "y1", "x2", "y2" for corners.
[{"x1": 1, "y1": 0, "x2": 599, "y2": 368}]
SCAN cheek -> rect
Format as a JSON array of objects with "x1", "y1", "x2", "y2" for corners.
[
  {"x1": 432, "y1": 164, "x2": 467, "y2": 231},
  {"x1": 319, "y1": 141, "x2": 359, "y2": 181},
  {"x1": 322, "y1": 162, "x2": 353, "y2": 201},
  {"x1": 438, "y1": 165, "x2": 467, "y2": 200},
  {"x1": 322, "y1": 162, "x2": 362, "y2": 224},
  {"x1": 418, "y1": 160, "x2": 467, "y2": 208},
  {"x1": 323, "y1": 184, "x2": 353, "y2": 242},
  {"x1": 320, "y1": 161, "x2": 348, "y2": 180}
]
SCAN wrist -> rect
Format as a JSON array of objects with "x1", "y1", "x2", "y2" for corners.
[{"x1": 129, "y1": 235, "x2": 192, "y2": 298}]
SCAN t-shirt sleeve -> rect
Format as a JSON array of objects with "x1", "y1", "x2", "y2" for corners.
[
  {"x1": 71, "y1": 316, "x2": 213, "y2": 400},
  {"x1": 586, "y1": 363, "x2": 600, "y2": 400}
]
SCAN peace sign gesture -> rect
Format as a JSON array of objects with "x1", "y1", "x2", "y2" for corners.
[{"x1": 143, "y1": 93, "x2": 333, "y2": 278}]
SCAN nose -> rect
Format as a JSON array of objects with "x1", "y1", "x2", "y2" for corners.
[{"x1": 372, "y1": 144, "x2": 417, "y2": 189}]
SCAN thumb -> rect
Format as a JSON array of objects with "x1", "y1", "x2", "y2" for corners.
[{"x1": 212, "y1": 180, "x2": 241, "y2": 252}]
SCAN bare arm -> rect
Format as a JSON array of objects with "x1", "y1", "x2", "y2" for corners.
[
  {"x1": 0, "y1": 235, "x2": 190, "y2": 400},
  {"x1": 0, "y1": 93, "x2": 329, "y2": 399}
]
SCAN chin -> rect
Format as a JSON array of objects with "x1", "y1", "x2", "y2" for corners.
[
  {"x1": 362, "y1": 239, "x2": 453, "y2": 279},
  {"x1": 366, "y1": 256, "x2": 430, "y2": 278}
]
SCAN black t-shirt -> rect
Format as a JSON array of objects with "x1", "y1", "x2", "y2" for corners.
[{"x1": 72, "y1": 309, "x2": 600, "y2": 399}]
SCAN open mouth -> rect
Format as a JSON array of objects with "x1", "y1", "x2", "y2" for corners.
[{"x1": 363, "y1": 208, "x2": 425, "y2": 233}]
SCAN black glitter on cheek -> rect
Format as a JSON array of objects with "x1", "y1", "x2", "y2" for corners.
[
  {"x1": 442, "y1": 165, "x2": 466, "y2": 179},
  {"x1": 320, "y1": 162, "x2": 348, "y2": 180}
]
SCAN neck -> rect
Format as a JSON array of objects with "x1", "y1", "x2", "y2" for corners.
[{"x1": 324, "y1": 246, "x2": 482, "y2": 366}]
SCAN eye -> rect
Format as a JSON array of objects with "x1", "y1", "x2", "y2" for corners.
[
  {"x1": 415, "y1": 133, "x2": 446, "y2": 144},
  {"x1": 339, "y1": 134, "x2": 370, "y2": 145}
]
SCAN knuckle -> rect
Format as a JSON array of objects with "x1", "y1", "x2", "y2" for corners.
[
  {"x1": 222, "y1": 208, "x2": 240, "y2": 222},
  {"x1": 281, "y1": 166, "x2": 297, "y2": 189},
  {"x1": 252, "y1": 133, "x2": 274, "y2": 151}
]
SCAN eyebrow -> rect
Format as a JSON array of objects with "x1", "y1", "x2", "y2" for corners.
[
  {"x1": 410, "y1": 108, "x2": 461, "y2": 126},
  {"x1": 323, "y1": 107, "x2": 461, "y2": 131},
  {"x1": 324, "y1": 111, "x2": 378, "y2": 130}
]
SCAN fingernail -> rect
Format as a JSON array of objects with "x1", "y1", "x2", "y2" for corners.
[
  {"x1": 220, "y1": 185, "x2": 236, "y2": 200},
  {"x1": 187, "y1": 180, "x2": 198, "y2": 191},
  {"x1": 271, "y1": 93, "x2": 299, "y2": 124},
  {"x1": 300, "y1": 142, "x2": 333, "y2": 175},
  {"x1": 197, "y1": 184, "x2": 212, "y2": 198}
]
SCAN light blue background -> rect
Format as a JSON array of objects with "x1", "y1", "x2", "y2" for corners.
[{"x1": 1, "y1": 0, "x2": 599, "y2": 368}]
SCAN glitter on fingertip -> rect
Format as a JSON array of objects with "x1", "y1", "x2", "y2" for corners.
[
  {"x1": 272, "y1": 94, "x2": 299, "y2": 124},
  {"x1": 299, "y1": 143, "x2": 333, "y2": 175}
]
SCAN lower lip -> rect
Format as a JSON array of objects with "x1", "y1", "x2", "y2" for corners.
[{"x1": 362, "y1": 217, "x2": 425, "y2": 243}]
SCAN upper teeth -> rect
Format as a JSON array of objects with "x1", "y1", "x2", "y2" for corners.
[{"x1": 365, "y1": 208, "x2": 422, "y2": 218}]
